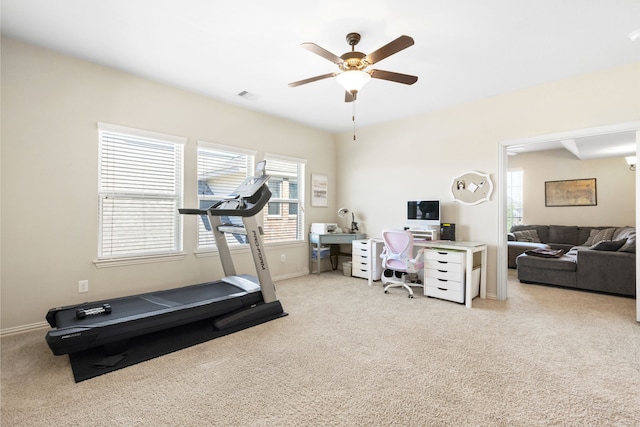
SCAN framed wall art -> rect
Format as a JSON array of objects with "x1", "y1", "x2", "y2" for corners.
[
  {"x1": 545, "y1": 178, "x2": 597, "y2": 207},
  {"x1": 311, "y1": 174, "x2": 328, "y2": 207}
]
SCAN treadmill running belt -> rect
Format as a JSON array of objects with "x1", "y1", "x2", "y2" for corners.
[{"x1": 45, "y1": 279, "x2": 264, "y2": 356}]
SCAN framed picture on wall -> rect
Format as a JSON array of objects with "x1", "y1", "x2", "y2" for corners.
[
  {"x1": 545, "y1": 178, "x2": 597, "y2": 207},
  {"x1": 311, "y1": 174, "x2": 328, "y2": 207}
]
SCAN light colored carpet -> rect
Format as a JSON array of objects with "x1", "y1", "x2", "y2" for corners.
[{"x1": 2, "y1": 270, "x2": 639, "y2": 426}]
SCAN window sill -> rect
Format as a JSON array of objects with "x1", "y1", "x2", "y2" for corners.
[
  {"x1": 94, "y1": 252, "x2": 187, "y2": 268},
  {"x1": 194, "y1": 240, "x2": 306, "y2": 257}
]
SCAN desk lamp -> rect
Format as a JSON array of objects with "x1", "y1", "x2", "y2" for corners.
[
  {"x1": 337, "y1": 207, "x2": 350, "y2": 232},
  {"x1": 351, "y1": 213, "x2": 359, "y2": 232}
]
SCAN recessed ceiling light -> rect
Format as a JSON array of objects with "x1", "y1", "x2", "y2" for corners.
[{"x1": 629, "y1": 29, "x2": 640, "y2": 41}]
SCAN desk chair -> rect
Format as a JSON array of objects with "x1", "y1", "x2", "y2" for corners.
[{"x1": 380, "y1": 229, "x2": 425, "y2": 298}]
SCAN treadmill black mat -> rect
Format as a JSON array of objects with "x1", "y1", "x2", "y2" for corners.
[{"x1": 68, "y1": 310, "x2": 288, "y2": 383}]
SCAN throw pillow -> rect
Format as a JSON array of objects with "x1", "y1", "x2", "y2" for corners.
[
  {"x1": 590, "y1": 239, "x2": 627, "y2": 251},
  {"x1": 513, "y1": 229, "x2": 541, "y2": 243},
  {"x1": 583, "y1": 228, "x2": 616, "y2": 246},
  {"x1": 618, "y1": 231, "x2": 636, "y2": 253}
]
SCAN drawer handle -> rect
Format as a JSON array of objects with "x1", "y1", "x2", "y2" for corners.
[
  {"x1": 437, "y1": 261, "x2": 448, "y2": 264},
  {"x1": 438, "y1": 287, "x2": 447, "y2": 291},
  {"x1": 437, "y1": 252, "x2": 449, "y2": 255},
  {"x1": 438, "y1": 278, "x2": 448, "y2": 282},
  {"x1": 437, "y1": 269, "x2": 447, "y2": 273}
]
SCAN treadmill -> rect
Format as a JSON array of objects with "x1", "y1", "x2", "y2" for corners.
[{"x1": 45, "y1": 161, "x2": 286, "y2": 356}]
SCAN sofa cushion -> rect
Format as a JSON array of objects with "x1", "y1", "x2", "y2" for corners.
[
  {"x1": 583, "y1": 228, "x2": 616, "y2": 246},
  {"x1": 507, "y1": 241, "x2": 550, "y2": 268},
  {"x1": 513, "y1": 229, "x2": 542, "y2": 243},
  {"x1": 548, "y1": 225, "x2": 579, "y2": 246},
  {"x1": 590, "y1": 239, "x2": 627, "y2": 251},
  {"x1": 516, "y1": 253, "x2": 577, "y2": 272}
]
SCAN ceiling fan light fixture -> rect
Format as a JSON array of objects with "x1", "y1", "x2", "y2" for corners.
[{"x1": 336, "y1": 70, "x2": 371, "y2": 94}]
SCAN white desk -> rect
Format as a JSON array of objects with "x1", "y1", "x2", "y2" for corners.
[
  {"x1": 413, "y1": 240, "x2": 487, "y2": 308},
  {"x1": 309, "y1": 233, "x2": 366, "y2": 275}
]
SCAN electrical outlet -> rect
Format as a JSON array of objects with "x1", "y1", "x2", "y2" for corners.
[
  {"x1": 280, "y1": 254, "x2": 286, "y2": 263},
  {"x1": 78, "y1": 280, "x2": 89, "y2": 293}
]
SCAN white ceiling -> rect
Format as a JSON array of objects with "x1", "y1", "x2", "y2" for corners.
[
  {"x1": 507, "y1": 130, "x2": 637, "y2": 159},
  {"x1": 2, "y1": 0, "x2": 639, "y2": 156}
]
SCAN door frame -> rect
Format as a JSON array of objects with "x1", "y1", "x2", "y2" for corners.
[{"x1": 497, "y1": 121, "x2": 640, "y2": 321}]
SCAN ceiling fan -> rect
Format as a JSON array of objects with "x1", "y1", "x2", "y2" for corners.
[{"x1": 288, "y1": 32, "x2": 418, "y2": 102}]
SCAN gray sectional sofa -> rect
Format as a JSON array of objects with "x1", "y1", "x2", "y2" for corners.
[{"x1": 508, "y1": 224, "x2": 636, "y2": 297}]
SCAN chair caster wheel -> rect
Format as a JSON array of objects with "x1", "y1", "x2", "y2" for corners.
[
  {"x1": 384, "y1": 290, "x2": 388, "y2": 294},
  {"x1": 408, "y1": 294, "x2": 413, "y2": 299}
]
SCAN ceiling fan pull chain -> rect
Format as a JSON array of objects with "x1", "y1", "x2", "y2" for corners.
[{"x1": 352, "y1": 100, "x2": 357, "y2": 141}]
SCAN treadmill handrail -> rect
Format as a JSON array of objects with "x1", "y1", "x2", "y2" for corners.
[{"x1": 179, "y1": 184, "x2": 271, "y2": 218}]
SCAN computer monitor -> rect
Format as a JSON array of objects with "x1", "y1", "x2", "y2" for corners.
[{"x1": 407, "y1": 200, "x2": 440, "y2": 229}]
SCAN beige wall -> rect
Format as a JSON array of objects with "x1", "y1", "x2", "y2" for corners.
[
  {"x1": 2, "y1": 36, "x2": 639, "y2": 331},
  {"x1": 334, "y1": 61, "x2": 640, "y2": 299},
  {"x1": 508, "y1": 149, "x2": 635, "y2": 227},
  {"x1": 0, "y1": 38, "x2": 337, "y2": 331}
]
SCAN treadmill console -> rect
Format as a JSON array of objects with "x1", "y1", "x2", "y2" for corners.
[{"x1": 179, "y1": 160, "x2": 272, "y2": 217}]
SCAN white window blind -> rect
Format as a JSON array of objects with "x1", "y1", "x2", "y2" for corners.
[
  {"x1": 263, "y1": 156, "x2": 305, "y2": 243},
  {"x1": 197, "y1": 143, "x2": 254, "y2": 249},
  {"x1": 98, "y1": 124, "x2": 184, "y2": 259}
]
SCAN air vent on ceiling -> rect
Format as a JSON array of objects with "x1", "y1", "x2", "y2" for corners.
[{"x1": 237, "y1": 90, "x2": 260, "y2": 101}]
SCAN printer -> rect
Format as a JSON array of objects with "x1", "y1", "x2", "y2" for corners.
[{"x1": 310, "y1": 223, "x2": 338, "y2": 234}]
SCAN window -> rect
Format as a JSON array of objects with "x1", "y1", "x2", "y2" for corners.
[
  {"x1": 507, "y1": 169, "x2": 523, "y2": 232},
  {"x1": 263, "y1": 155, "x2": 305, "y2": 243},
  {"x1": 197, "y1": 143, "x2": 255, "y2": 249},
  {"x1": 98, "y1": 123, "x2": 185, "y2": 259}
]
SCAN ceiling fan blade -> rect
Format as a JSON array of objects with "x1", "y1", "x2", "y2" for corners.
[
  {"x1": 301, "y1": 42, "x2": 344, "y2": 64},
  {"x1": 344, "y1": 91, "x2": 355, "y2": 103},
  {"x1": 365, "y1": 35, "x2": 414, "y2": 64},
  {"x1": 288, "y1": 72, "x2": 337, "y2": 87},
  {"x1": 369, "y1": 69, "x2": 418, "y2": 85}
]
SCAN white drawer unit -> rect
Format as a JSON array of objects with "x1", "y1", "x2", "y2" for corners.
[
  {"x1": 425, "y1": 249, "x2": 464, "y2": 264},
  {"x1": 352, "y1": 239, "x2": 383, "y2": 281},
  {"x1": 423, "y1": 249, "x2": 465, "y2": 303}
]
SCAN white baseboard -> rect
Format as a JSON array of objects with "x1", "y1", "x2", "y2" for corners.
[
  {"x1": 1, "y1": 321, "x2": 49, "y2": 337},
  {"x1": 272, "y1": 271, "x2": 308, "y2": 281}
]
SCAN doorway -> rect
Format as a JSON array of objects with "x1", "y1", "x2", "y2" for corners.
[{"x1": 497, "y1": 121, "x2": 640, "y2": 321}]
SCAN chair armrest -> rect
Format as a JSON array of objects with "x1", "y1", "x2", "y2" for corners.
[{"x1": 410, "y1": 247, "x2": 425, "y2": 263}]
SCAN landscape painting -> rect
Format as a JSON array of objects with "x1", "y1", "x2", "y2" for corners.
[{"x1": 545, "y1": 178, "x2": 597, "y2": 207}]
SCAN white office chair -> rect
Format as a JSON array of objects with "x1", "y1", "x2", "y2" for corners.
[{"x1": 380, "y1": 229, "x2": 425, "y2": 298}]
